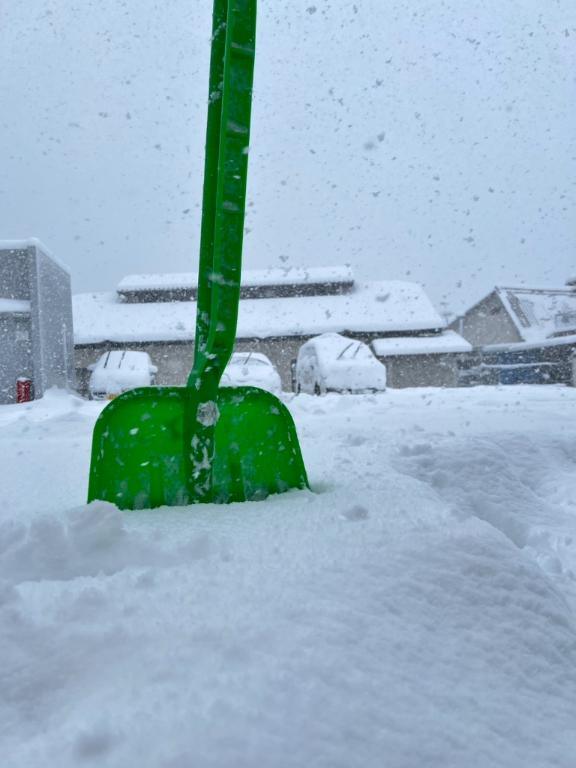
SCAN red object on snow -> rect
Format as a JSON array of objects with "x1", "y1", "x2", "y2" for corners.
[{"x1": 16, "y1": 377, "x2": 33, "y2": 403}]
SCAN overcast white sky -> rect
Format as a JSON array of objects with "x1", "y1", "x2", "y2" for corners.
[{"x1": 1, "y1": 0, "x2": 574, "y2": 314}]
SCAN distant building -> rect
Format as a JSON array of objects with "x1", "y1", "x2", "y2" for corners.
[
  {"x1": 0, "y1": 240, "x2": 75, "y2": 404},
  {"x1": 452, "y1": 284, "x2": 576, "y2": 386},
  {"x1": 73, "y1": 266, "x2": 469, "y2": 390},
  {"x1": 452, "y1": 285, "x2": 576, "y2": 346},
  {"x1": 371, "y1": 332, "x2": 471, "y2": 388}
]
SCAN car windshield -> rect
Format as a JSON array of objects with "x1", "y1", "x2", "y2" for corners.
[
  {"x1": 99, "y1": 351, "x2": 149, "y2": 371},
  {"x1": 335, "y1": 342, "x2": 371, "y2": 361},
  {"x1": 230, "y1": 354, "x2": 268, "y2": 367}
]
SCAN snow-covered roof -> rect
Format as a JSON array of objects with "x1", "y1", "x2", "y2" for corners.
[
  {"x1": 73, "y1": 280, "x2": 445, "y2": 345},
  {"x1": 0, "y1": 238, "x2": 41, "y2": 251},
  {"x1": 482, "y1": 333, "x2": 576, "y2": 353},
  {"x1": 495, "y1": 287, "x2": 576, "y2": 343},
  {"x1": 0, "y1": 298, "x2": 31, "y2": 314},
  {"x1": 118, "y1": 265, "x2": 355, "y2": 293},
  {"x1": 0, "y1": 238, "x2": 70, "y2": 274},
  {"x1": 371, "y1": 331, "x2": 471, "y2": 357}
]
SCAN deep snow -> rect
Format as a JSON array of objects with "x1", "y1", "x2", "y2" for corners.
[{"x1": 1, "y1": 386, "x2": 576, "y2": 767}]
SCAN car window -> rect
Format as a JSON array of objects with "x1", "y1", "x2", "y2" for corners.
[
  {"x1": 333, "y1": 342, "x2": 371, "y2": 361},
  {"x1": 231, "y1": 357, "x2": 268, "y2": 366}
]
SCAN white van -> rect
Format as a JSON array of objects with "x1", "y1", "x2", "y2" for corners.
[{"x1": 296, "y1": 333, "x2": 386, "y2": 395}]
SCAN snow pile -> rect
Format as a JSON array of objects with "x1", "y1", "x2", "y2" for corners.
[
  {"x1": 1, "y1": 386, "x2": 576, "y2": 766},
  {"x1": 394, "y1": 430, "x2": 576, "y2": 582},
  {"x1": 0, "y1": 502, "x2": 213, "y2": 583}
]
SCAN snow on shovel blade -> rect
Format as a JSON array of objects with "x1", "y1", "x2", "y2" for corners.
[{"x1": 88, "y1": 386, "x2": 308, "y2": 510}]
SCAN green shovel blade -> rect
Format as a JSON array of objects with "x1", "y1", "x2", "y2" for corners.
[{"x1": 88, "y1": 386, "x2": 308, "y2": 510}]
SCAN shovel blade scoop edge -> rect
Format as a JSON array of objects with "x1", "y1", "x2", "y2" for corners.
[{"x1": 87, "y1": 386, "x2": 308, "y2": 510}]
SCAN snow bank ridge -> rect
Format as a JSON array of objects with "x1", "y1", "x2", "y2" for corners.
[{"x1": 0, "y1": 502, "x2": 212, "y2": 584}]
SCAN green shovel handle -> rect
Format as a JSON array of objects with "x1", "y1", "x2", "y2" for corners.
[{"x1": 190, "y1": 0, "x2": 256, "y2": 391}]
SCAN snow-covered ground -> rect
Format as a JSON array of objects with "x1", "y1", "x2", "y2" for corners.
[{"x1": 2, "y1": 386, "x2": 576, "y2": 767}]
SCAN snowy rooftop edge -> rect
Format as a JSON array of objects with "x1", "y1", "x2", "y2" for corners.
[
  {"x1": 372, "y1": 331, "x2": 472, "y2": 357},
  {"x1": 495, "y1": 286, "x2": 576, "y2": 344},
  {"x1": 482, "y1": 334, "x2": 576, "y2": 353},
  {"x1": 117, "y1": 265, "x2": 355, "y2": 292},
  {"x1": 73, "y1": 281, "x2": 446, "y2": 345},
  {"x1": 0, "y1": 238, "x2": 71, "y2": 274},
  {"x1": 0, "y1": 298, "x2": 31, "y2": 314}
]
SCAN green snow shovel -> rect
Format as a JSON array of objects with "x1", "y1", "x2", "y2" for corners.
[{"x1": 87, "y1": 0, "x2": 308, "y2": 509}]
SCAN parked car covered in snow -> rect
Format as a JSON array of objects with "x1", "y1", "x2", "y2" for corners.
[
  {"x1": 221, "y1": 352, "x2": 282, "y2": 394},
  {"x1": 88, "y1": 350, "x2": 158, "y2": 399},
  {"x1": 296, "y1": 333, "x2": 387, "y2": 394}
]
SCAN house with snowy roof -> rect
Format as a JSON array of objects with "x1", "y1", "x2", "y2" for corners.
[
  {"x1": 452, "y1": 284, "x2": 576, "y2": 385},
  {"x1": 73, "y1": 266, "x2": 470, "y2": 391},
  {"x1": 0, "y1": 240, "x2": 75, "y2": 404}
]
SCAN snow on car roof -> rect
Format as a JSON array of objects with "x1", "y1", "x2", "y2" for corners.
[
  {"x1": 371, "y1": 331, "x2": 472, "y2": 357},
  {"x1": 302, "y1": 332, "x2": 367, "y2": 355},
  {"x1": 73, "y1": 281, "x2": 445, "y2": 345},
  {"x1": 117, "y1": 265, "x2": 355, "y2": 293}
]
